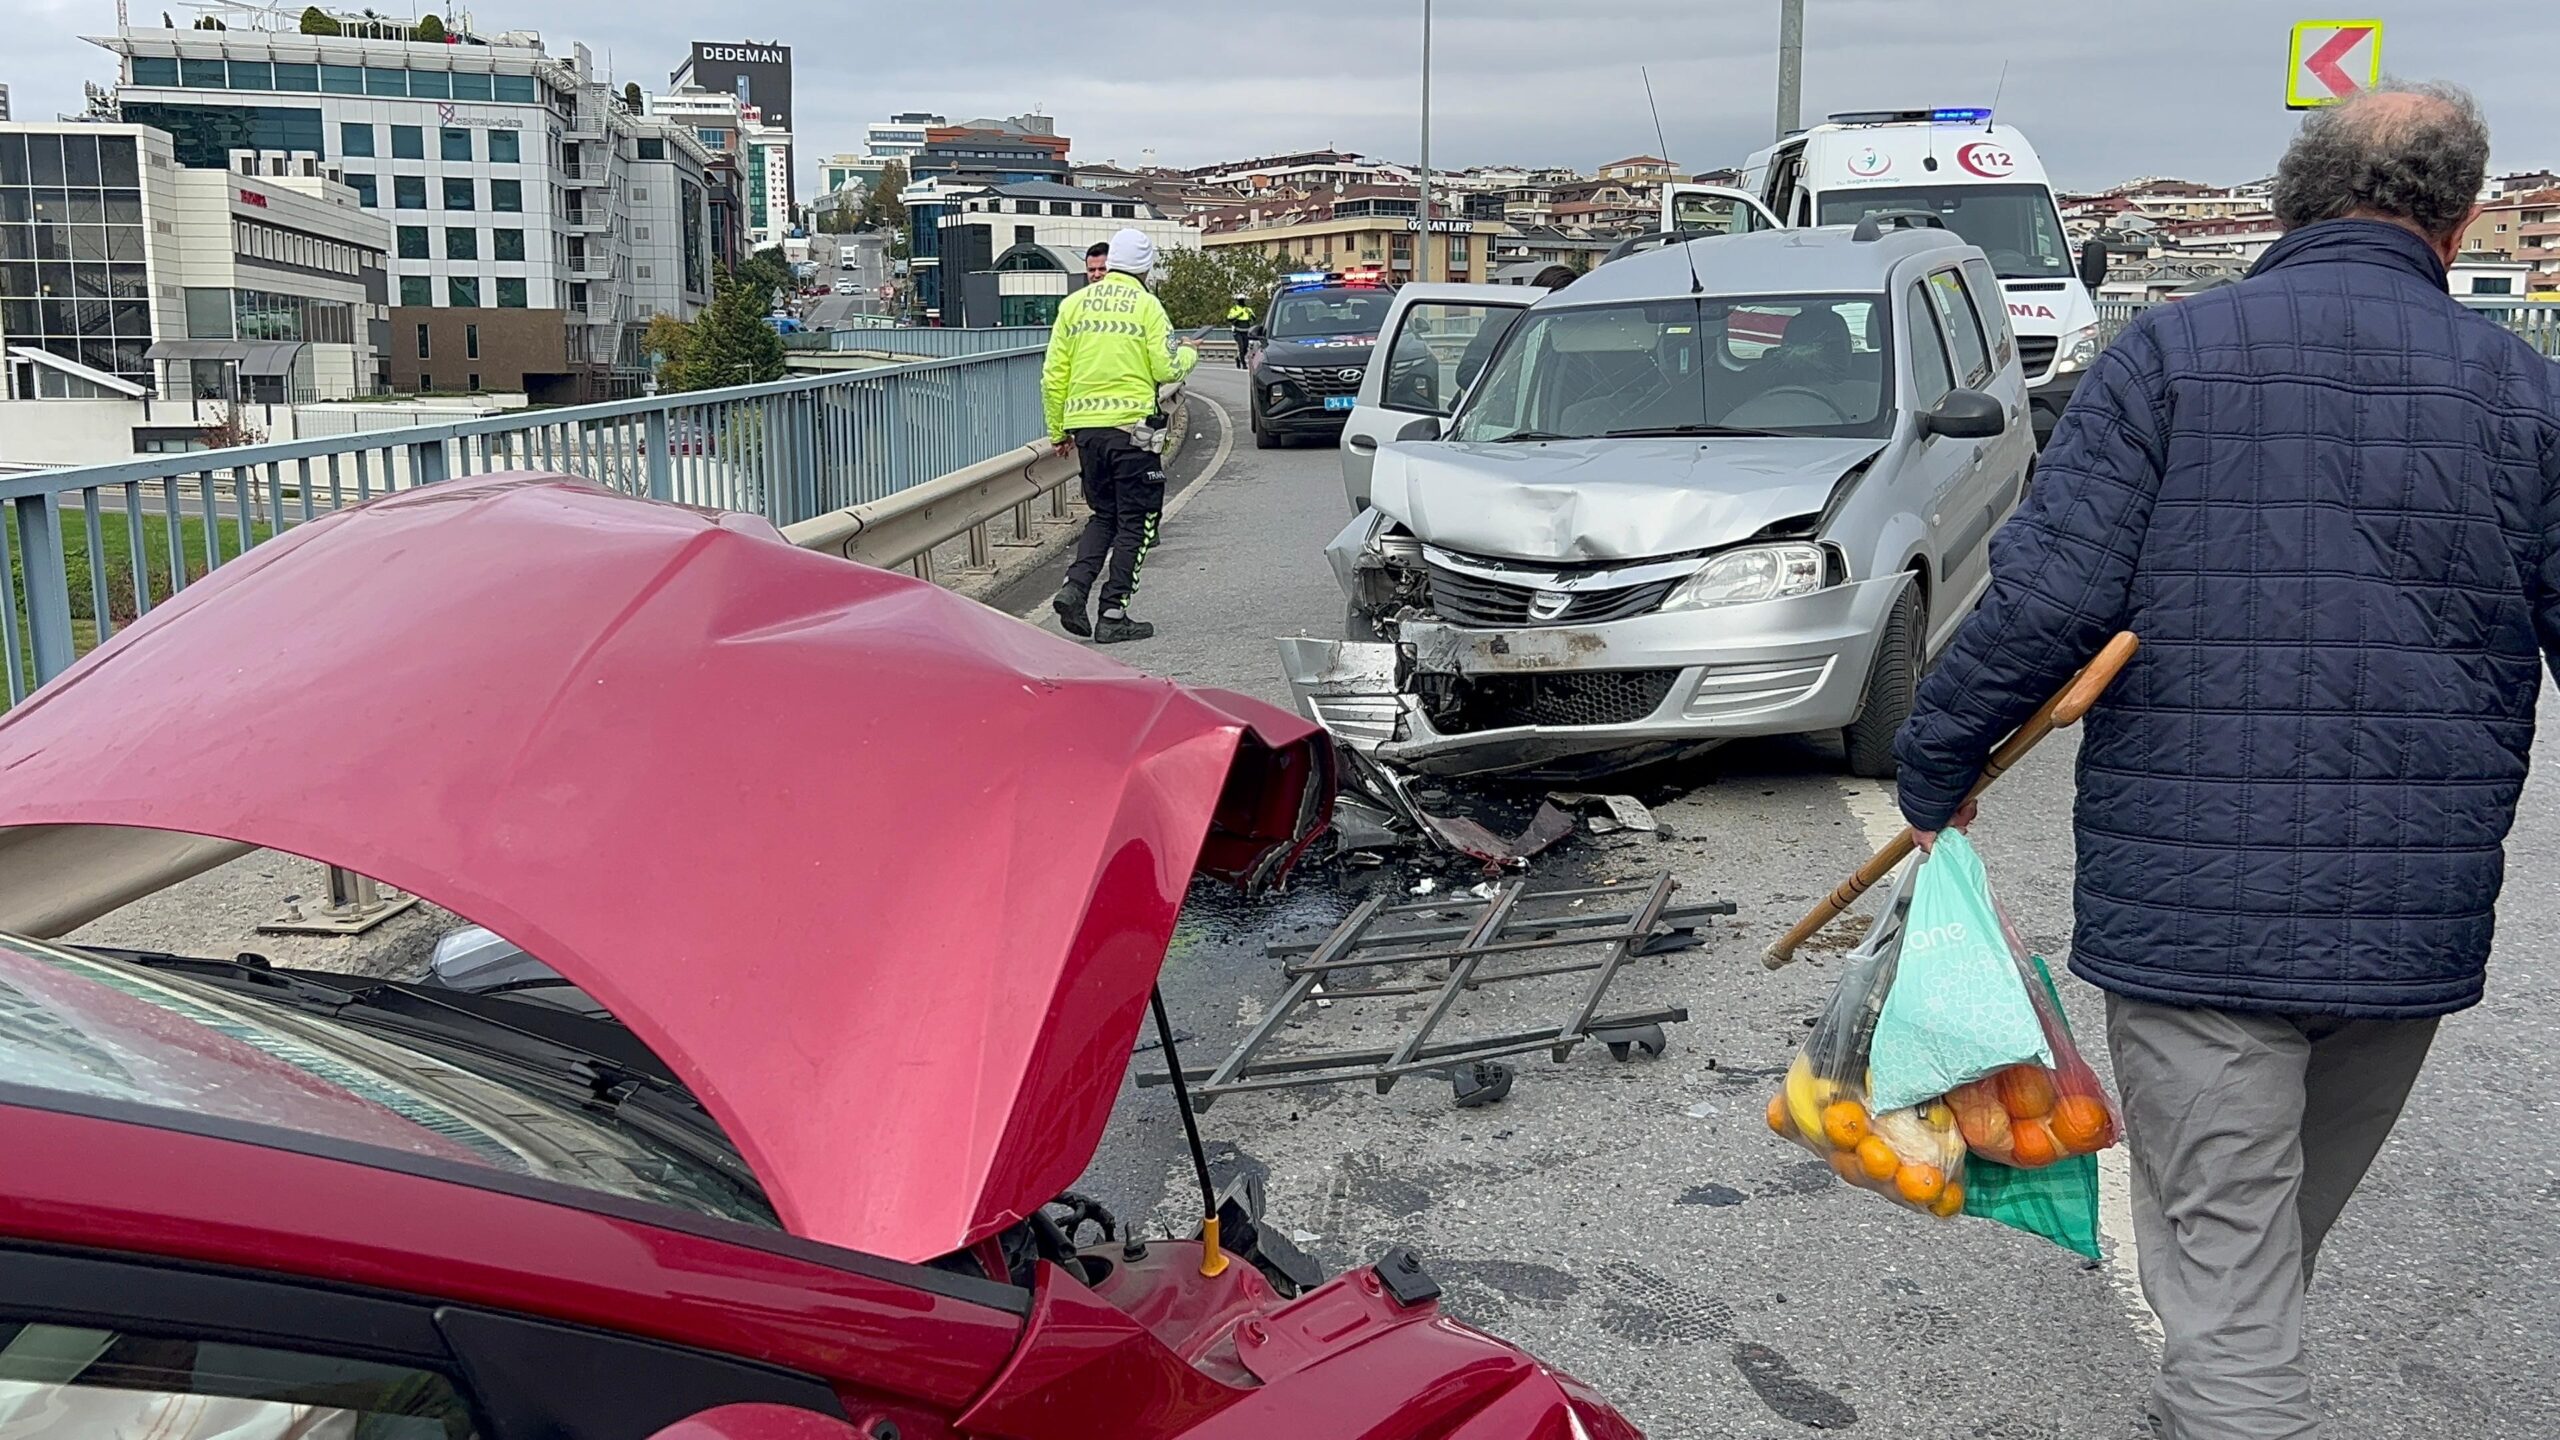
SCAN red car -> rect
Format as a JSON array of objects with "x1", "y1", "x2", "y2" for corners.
[{"x1": 0, "y1": 476, "x2": 1640, "y2": 1440}]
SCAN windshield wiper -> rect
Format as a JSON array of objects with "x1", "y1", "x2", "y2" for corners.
[
  {"x1": 1489, "y1": 429, "x2": 1576, "y2": 443},
  {"x1": 1600, "y1": 424, "x2": 1788, "y2": 439}
]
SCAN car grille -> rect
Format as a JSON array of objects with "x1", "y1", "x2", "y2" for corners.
[
  {"x1": 1425, "y1": 561, "x2": 1681, "y2": 628},
  {"x1": 1435, "y1": 669, "x2": 1683, "y2": 734},
  {"x1": 2016, "y1": 334, "x2": 2056, "y2": 379},
  {"x1": 1284, "y1": 368, "x2": 1362, "y2": 398}
]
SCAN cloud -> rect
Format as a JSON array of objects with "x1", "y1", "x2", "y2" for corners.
[{"x1": 17, "y1": 0, "x2": 2560, "y2": 192}]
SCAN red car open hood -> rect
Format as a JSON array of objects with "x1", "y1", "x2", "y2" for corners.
[{"x1": 0, "y1": 475, "x2": 1331, "y2": 1263}]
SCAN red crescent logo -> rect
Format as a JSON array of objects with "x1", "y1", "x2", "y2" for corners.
[{"x1": 1957, "y1": 142, "x2": 2016, "y2": 179}]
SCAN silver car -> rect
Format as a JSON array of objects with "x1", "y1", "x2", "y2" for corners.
[{"x1": 1286, "y1": 220, "x2": 2035, "y2": 778}]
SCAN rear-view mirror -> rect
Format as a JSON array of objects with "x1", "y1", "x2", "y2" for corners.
[
  {"x1": 1922, "y1": 389, "x2": 2006, "y2": 441},
  {"x1": 2078, "y1": 239, "x2": 2110, "y2": 289}
]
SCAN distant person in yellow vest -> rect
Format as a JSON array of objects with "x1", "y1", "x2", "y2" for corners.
[
  {"x1": 1042, "y1": 229, "x2": 1198, "y2": 644},
  {"x1": 1226, "y1": 293, "x2": 1256, "y2": 368}
]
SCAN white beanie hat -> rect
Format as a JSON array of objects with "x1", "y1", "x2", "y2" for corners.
[{"x1": 1105, "y1": 227, "x2": 1156, "y2": 276}]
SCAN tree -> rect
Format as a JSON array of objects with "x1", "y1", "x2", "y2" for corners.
[
  {"x1": 1152, "y1": 245, "x2": 1298, "y2": 329},
  {"x1": 861, "y1": 161, "x2": 908, "y2": 231},
  {"x1": 734, "y1": 246, "x2": 793, "y2": 311},
  {"x1": 298, "y1": 6, "x2": 341, "y2": 34},
  {"x1": 670, "y1": 269, "x2": 786, "y2": 391},
  {"x1": 411, "y1": 12, "x2": 444, "y2": 41},
  {"x1": 622, "y1": 81, "x2": 643, "y2": 115},
  {"x1": 190, "y1": 14, "x2": 226, "y2": 26},
  {"x1": 642, "y1": 312, "x2": 699, "y2": 389}
]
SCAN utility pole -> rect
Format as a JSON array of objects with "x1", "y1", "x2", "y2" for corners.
[
  {"x1": 1775, "y1": 0, "x2": 1804, "y2": 140},
  {"x1": 1417, "y1": 0, "x2": 1433, "y2": 283}
]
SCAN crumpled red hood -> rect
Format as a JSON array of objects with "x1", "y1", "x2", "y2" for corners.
[{"x1": 0, "y1": 475, "x2": 1331, "y2": 1263}]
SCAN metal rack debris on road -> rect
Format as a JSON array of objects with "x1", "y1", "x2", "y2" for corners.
[{"x1": 1139, "y1": 874, "x2": 1735, "y2": 1109}]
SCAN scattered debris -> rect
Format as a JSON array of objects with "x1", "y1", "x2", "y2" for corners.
[
  {"x1": 1327, "y1": 745, "x2": 1578, "y2": 868},
  {"x1": 1138, "y1": 875, "x2": 1737, "y2": 1110},
  {"x1": 1550, "y1": 792, "x2": 1661, "y2": 835}
]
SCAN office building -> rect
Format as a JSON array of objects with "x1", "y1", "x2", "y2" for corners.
[
  {"x1": 933, "y1": 182, "x2": 1196, "y2": 327},
  {"x1": 91, "y1": 13, "x2": 712, "y2": 400},
  {"x1": 864, "y1": 113, "x2": 941, "y2": 164},
  {"x1": 649, "y1": 85, "x2": 743, "y2": 157},
  {"x1": 907, "y1": 117, "x2": 1069, "y2": 189},
  {"x1": 671, "y1": 42, "x2": 792, "y2": 225},
  {"x1": 0, "y1": 86, "x2": 11, "y2": 123},
  {"x1": 0, "y1": 121, "x2": 392, "y2": 462}
]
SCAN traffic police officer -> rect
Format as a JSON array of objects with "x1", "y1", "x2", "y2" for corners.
[
  {"x1": 1226, "y1": 293, "x2": 1256, "y2": 368},
  {"x1": 1043, "y1": 228, "x2": 1198, "y2": 644}
]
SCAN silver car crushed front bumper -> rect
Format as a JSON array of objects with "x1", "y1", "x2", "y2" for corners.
[{"x1": 1278, "y1": 574, "x2": 1911, "y2": 774}]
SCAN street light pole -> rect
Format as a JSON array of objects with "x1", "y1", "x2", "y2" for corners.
[
  {"x1": 1775, "y1": 0, "x2": 1804, "y2": 139},
  {"x1": 1418, "y1": 0, "x2": 1433, "y2": 283}
]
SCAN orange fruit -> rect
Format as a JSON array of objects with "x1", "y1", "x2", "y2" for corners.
[
  {"x1": 2009, "y1": 1119, "x2": 2060, "y2": 1168},
  {"x1": 1995, "y1": 1065, "x2": 2058, "y2": 1120},
  {"x1": 1821, "y1": 1099, "x2": 1871, "y2": 1151},
  {"x1": 1767, "y1": 1092, "x2": 1794, "y2": 1136},
  {"x1": 1930, "y1": 1181, "x2": 1966, "y2": 1218},
  {"x1": 1855, "y1": 1136, "x2": 1900, "y2": 1181},
  {"x1": 1895, "y1": 1163, "x2": 1946, "y2": 1205},
  {"x1": 2051, "y1": 1094, "x2": 2112, "y2": 1153},
  {"x1": 1829, "y1": 1149, "x2": 1866, "y2": 1182},
  {"x1": 1955, "y1": 1101, "x2": 2012, "y2": 1154}
]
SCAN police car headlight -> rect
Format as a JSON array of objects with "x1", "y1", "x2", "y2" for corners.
[
  {"x1": 2053, "y1": 323, "x2": 2101, "y2": 376},
  {"x1": 1664, "y1": 543, "x2": 1828, "y2": 610}
]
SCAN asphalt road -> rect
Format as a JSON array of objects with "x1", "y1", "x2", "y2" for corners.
[{"x1": 1059, "y1": 366, "x2": 2560, "y2": 1438}]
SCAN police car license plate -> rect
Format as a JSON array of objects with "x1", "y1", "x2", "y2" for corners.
[{"x1": 1324, "y1": 395, "x2": 1357, "y2": 412}]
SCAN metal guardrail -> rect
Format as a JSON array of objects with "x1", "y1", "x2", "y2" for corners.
[
  {"x1": 787, "y1": 326, "x2": 1053, "y2": 359},
  {"x1": 0, "y1": 346, "x2": 1045, "y2": 707},
  {"x1": 2097, "y1": 296, "x2": 2560, "y2": 355}
]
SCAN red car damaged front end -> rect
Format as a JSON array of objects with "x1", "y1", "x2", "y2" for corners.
[
  {"x1": 961, "y1": 1242, "x2": 1640, "y2": 1439},
  {"x1": 0, "y1": 474, "x2": 1641, "y2": 1439}
]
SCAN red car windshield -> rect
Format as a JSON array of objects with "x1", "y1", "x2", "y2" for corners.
[{"x1": 0, "y1": 935, "x2": 776, "y2": 1229}]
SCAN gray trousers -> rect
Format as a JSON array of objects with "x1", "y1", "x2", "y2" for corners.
[{"x1": 2105, "y1": 994, "x2": 2438, "y2": 1440}]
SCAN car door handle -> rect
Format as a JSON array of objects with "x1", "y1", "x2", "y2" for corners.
[{"x1": 1347, "y1": 436, "x2": 1378, "y2": 453}]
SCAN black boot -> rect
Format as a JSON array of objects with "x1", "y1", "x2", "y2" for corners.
[
  {"x1": 1052, "y1": 584, "x2": 1092, "y2": 638},
  {"x1": 1094, "y1": 610, "x2": 1154, "y2": 645}
]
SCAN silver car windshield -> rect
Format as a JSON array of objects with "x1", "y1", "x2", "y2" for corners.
[
  {"x1": 1815, "y1": 184, "x2": 2072, "y2": 280},
  {"x1": 1448, "y1": 294, "x2": 1894, "y2": 444}
]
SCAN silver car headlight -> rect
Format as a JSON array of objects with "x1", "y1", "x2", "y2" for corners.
[
  {"x1": 1664, "y1": 543, "x2": 1829, "y2": 610},
  {"x1": 2051, "y1": 322, "x2": 2101, "y2": 376}
]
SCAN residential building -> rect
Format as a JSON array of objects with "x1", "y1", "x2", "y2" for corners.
[
  {"x1": 2488, "y1": 170, "x2": 2560, "y2": 200},
  {"x1": 933, "y1": 181, "x2": 1196, "y2": 327},
  {"x1": 1489, "y1": 225, "x2": 1616, "y2": 276},
  {"x1": 2450, "y1": 252, "x2": 2532, "y2": 308},
  {"x1": 2152, "y1": 211, "x2": 2284, "y2": 263},
  {"x1": 864, "y1": 113, "x2": 943, "y2": 163},
  {"x1": 1594, "y1": 154, "x2": 1678, "y2": 186},
  {"x1": 1186, "y1": 149, "x2": 1412, "y2": 196},
  {"x1": 1547, "y1": 175, "x2": 1661, "y2": 234},
  {"x1": 1202, "y1": 188, "x2": 1502, "y2": 284},
  {"x1": 92, "y1": 15, "x2": 711, "y2": 400}
]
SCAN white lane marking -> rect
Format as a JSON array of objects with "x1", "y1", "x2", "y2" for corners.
[
  {"x1": 1832, "y1": 777, "x2": 2159, "y2": 1345},
  {"x1": 1015, "y1": 389, "x2": 1238, "y2": 624}
]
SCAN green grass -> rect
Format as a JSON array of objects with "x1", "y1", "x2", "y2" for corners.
[{"x1": 6, "y1": 510, "x2": 276, "y2": 673}]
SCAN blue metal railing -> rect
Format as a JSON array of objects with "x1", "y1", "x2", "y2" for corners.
[
  {"x1": 0, "y1": 345, "x2": 1045, "y2": 706},
  {"x1": 788, "y1": 326, "x2": 1052, "y2": 359}
]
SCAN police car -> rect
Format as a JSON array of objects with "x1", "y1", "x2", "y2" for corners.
[{"x1": 1247, "y1": 269, "x2": 1396, "y2": 449}]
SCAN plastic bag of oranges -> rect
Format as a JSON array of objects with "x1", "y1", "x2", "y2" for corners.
[
  {"x1": 1764, "y1": 870, "x2": 1968, "y2": 1220},
  {"x1": 1943, "y1": 954, "x2": 2121, "y2": 1168}
]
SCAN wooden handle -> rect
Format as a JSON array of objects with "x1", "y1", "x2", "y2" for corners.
[{"x1": 1761, "y1": 631, "x2": 2139, "y2": 969}]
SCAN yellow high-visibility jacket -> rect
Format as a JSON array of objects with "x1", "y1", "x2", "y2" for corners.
[{"x1": 1042, "y1": 272, "x2": 1198, "y2": 441}]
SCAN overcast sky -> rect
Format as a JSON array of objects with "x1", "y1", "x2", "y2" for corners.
[{"x1": 14, "y1": 0, "x2": 2559, "y2": 193}]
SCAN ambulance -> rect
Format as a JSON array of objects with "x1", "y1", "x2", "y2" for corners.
[{"x1": 1736, "y1": 108, "x2": 2109, "y2": 445}]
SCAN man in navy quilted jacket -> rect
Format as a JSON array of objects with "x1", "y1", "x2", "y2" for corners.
[{"x1": 1893, "y1": 84, "x2": 2557, "y2": 1438}]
